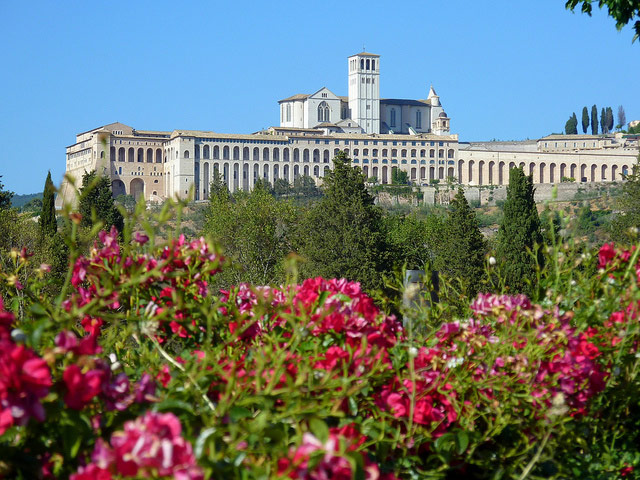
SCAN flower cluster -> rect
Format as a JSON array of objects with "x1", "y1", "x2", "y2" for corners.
[
  {"x1": 0, "y1": 298, "x2": 52, "y2": 435},
  {"x1": 71, "y1": 411, "x2": 203, "y2": 480}
]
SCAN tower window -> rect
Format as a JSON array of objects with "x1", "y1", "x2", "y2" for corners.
[
  {"x1": 372, "y1": 59, "x2": 375, "y2": 70},
  {"x1": 361, "y1": 59, "x2": 364, "y2": 69},
  {"x1": 416, "y1": 110, "x2": 422, "y2": 129},
  {"x1": 366, "y1": 59, "x2": 370, "y2": 70},
  {"x1": 390, "y1": 109, "x2": 396, "y2": 128}
]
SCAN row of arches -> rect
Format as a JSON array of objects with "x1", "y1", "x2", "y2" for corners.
[
  {"x1": 111, "y1": 178, "x2": 147, "y2": 200},
  {"x1": 111, "y1": 146, "x2": 162, "y2": 163},
  {"x1": 457, "y1": 159, "x2": 631, "y2": 185}
]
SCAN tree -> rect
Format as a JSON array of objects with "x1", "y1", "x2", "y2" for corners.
[
  {"x1": 39, "y1": 171, "x2": 57, "y2": 238},
  {"x1": 496, "y1": 167, "x2": 542, "y2": 294},
  {"x1": 204, "y1": 180, "x2": 296, "y2": 286},
  {"x1": 78, "y1": 171, "x2": 124, "y2": 233},
  {"x1": 591, "y1": 105, "x2": 599, "y2": 135},
  {"x1": 582, "y1": 106, "x2": 590, "y2": 134},
  {"x1": 606, "y1": 106, "x2": 614, "y2": 133},
  {"x1": 440, "y1": 188, "x2": 487, "y2": 298},
  {"x1": 565, "y1": 113, "x2": 578, "y2": 134},
  {"x1": 292, "y1": 175, "x2": 321, "y2": 198},
  {"x1": 385, "y1": 213, "x2": 445, "y2": 271},
  {"x1": 391, "y1": 167, "x2": 409, "y2": 185},
  {"x1": 0, "y1": 175, "x2": 13, "y2": 211},
  {"x1": 610, "y1": 155, "x2": 640, "y2": 243},
  {"x1": 600, "y1": 107, "x2": 607, "y2": 134},
  {"x1": 618, "y1": 105, "x2": 627, "y2": 129},
  {"x1": 565, "y1": 0, "x2": 640, "y2": 42},
  {"x1": 298, "y1": 152, "x2": 390, "y2": 291}
]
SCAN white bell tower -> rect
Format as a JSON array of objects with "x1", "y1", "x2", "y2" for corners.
[{"x1": 348, "y1": 52, "x2": 380, "y2": 134}]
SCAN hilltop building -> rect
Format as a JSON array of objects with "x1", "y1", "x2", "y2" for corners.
[{"x1": 58, "y1": 52, "x2": 638, "y2": 207}]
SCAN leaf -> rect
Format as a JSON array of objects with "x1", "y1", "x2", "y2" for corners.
[
  {"x1": 153, "y1": 399, "x2": 195, "y2": 416},
  {"x1": 348, "y1": 396, "x2": 358, "y2": 416},
  {"x1": 457, "y1": 430, "x2": 469, "y2": 454},
  {"x1": 194, "y1": 427, "x2": 216, "y2": 459},
  {"x1": 309, "y1": 417, "x2": 329, "y2": 443},
  {"x1": 229, "y1": 406, "x2": 252, "y2": 422},
  {"x1": 434, "y1": 432, "x2": 455, "y2": 453}
]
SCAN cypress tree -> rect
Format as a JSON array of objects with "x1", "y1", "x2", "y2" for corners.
[
  {"x1": 442, "y1": 188, "x2": 487, "y2": 298},
  {"x1": 591, "y1": 104, "x2": 599, "y2": 135},
  {"x1": 606, "y1": 107, "x2": 614, "y2": 133},
  {"x1": 39, "y1": 171, "x2": 57, "y2": 238},
  {"x1": 600, "y1": 107, "x2": 607, "y2": 134},
  {"x1": 0, "y1": 175, "x2": 13, "y2": 211},
  {"x1": 78, "y1": 171, "x2": 124, "y2": 233},
  {"x1": 298, "y1": 151, "x2": 390, "y2": 290},
  {"x1": 582, "y1": 106, "x2": 589, "y2": 134},
  {"x1": 496, "y1": 167, "x2": 542, "y2": 294}
]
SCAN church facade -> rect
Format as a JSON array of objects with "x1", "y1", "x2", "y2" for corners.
[{"x1": 58, "y1": 52, "x2": 638, "y2": 206}]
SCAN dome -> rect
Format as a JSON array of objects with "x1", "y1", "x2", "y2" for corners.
[{"x1": 439, "y1": 112, "x2": 448, "y2": 118}]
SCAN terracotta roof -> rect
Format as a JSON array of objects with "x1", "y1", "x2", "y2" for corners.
[{"x1": 349, "y1": 52, "x2": 379, "y2": 57}]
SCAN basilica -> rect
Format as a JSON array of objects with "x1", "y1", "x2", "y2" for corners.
[{"x1": 58, "y1": 52, "x2": 637, "y2": 206}]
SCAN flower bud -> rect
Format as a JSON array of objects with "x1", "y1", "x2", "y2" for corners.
[{"x1": 488, "y1": 256, "x2": 496, "y2": 266}]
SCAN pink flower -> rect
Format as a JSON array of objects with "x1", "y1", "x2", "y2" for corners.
[
  {"x1": 62, "y1": 364, "x2": 105, "y2": 410},
  {"x1": 598, "y1": 242, "x2": 617, "y2": 268},
  {"x1": 70, "y1": 464, "x2": 113, "y2": 480}
]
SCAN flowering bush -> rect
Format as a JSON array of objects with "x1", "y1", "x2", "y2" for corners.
[{"x1": 2, "y1": 213, "x2": 640, "y2": 478}]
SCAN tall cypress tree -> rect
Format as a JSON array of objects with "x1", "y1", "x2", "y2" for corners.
[
  {"x1": 600, "y1": 107, "x2": 607, "y2": 134},
  {"x1": 0, "y1": 175, "x2": 13, "y2": 211},
  {"x1": 78, "y1": 171, "x2": 124, "y2": 233},
  {"x1": 591, "y1": 104, "x2": 599, "y2": 135},
  {"x1": 582, "y1": 106, "x2": 590, "y2": 134},
  {"x1": 442, "y1": 188, "x2": 487, "y2": 298},
  {"x1": 298, "y1": 151, "x2": 390, "y2": 290},
  {"x1": 39, "y1": 171, "x2": 57, "y2": 238},
  {"x1": 606, "y1": 107, "x2": 614, "y2": 133},
  {"x1": 496, "y1": 167, "x2": 542, "y2": 294}
]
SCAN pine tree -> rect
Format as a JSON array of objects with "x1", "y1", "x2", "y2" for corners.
[
  {"x1": 618, "y1": 105, "x2": 627, "y2": 129},
  {"x1": 601, "y1": 107, "x2": 607, "y2": 134},
  {"x1": 606, "y1": 106, "x2": 614, "y2": 133},
  {"x1": 298, "y1": 152, "x2": 390, "y2": 291},
  {"x1": 39, "y1": 171, "x2": 57, "y2": 238},
  {"x1": 565, "y1": 113, "x2": 578, "y2": 134},
  {"x1": 442, "y1": 188, "x2": 487, "y2": 298},
  {"x1": 78, "y1": 171, "x2": 124, "y2": 233},
  {"x1": 582, "y1": 106, "x2": 590, "y2": 134},
  {"x1": 496, "y1": 167, "x2": 542, "y2": 294},
  {"x1": 0, "y1": 175, "x2": 13, "y2": 211},
  {"x1": 591, "y1": 105, "x2": 599, "y2": 135}
]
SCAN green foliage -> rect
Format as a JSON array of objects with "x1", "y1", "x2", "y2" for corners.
[
  {"x1": 385, "y1": 213, "x2": 445, "y2": 271},
  {"x1": 496, "y1": 167, "x2": 542, "y2": 294},
  {"x1": 114, "y1": 194, "x2": 137, "y2": 213},
  {"x1": 0, "y1": 175, "x2": 13, "y2": 211},
  {"x1": 610, "y1": 156, "x2": 640, "y2": 242},
  {"x1": 607, "y1": 106, "x2": 615, "y2": 132},
  {"x1": 582, "y1": 106, "x2": 590, "y2": 133},
  {"x1": 298, "y1": 152, "x2": 391, "y2": 291},
  {"x1": 565, "y1": 112, "x2": 578, "y2": 134},
  {"x1": 591, "y1": 104, "x2": 599, "y2": 135},
  {"x1": 619, "y1": 105, "x2": 628, "y2": 128},
  {"x1": 78, "y1": 171, "x2": 124, "y2": 233},
  {"x1": 561, "y1": 176, "x2": 576, "y2": 182},
  {"x1": 39, "y1": 171, "x2": 57, "y2": 239},
  {"x1": 439, "y1": 188, "x2": 487, "y2": 299},
  {"x1": 391, "y1": 167, "x2": 409, "y2": 185},
  {"x1": 204, "y1": 179, "x2": 297, "y2": 286},
  {"x1": 601, "y1": 106, "x2": 607, "y2": 134},
  {"x1": 566, "y1": 0, "x2": 640, "y2": 41},
  {"x1": 292, "y1": 175, "x2": 321, "y2": 199}
]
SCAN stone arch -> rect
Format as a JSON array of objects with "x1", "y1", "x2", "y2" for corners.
[
  {"x1": 118, "y1": 147, "x2": 125, "y2": 162},
  {"x1": 601, "y1": 164, "x2": 608, "y2": 181},
  {"x1": 570, "y1": 164, "x2": 577, "y2": 179},
  {"x1": 156, "y1": 148, "x2": 162, "y2": 163},
  {"x1": 323, "y1": 150, "x2": 330, "y2": 163},
  {"x1": 303, "y1": 149, "x2": 310, "y2": 163},
  {"x1": 590, "y1": 164, "x2": 597, "y2": 182},
  {"x1": 253, "y1": 147, "x2": 259, "y2": 161},
  {"x1": 468, "y1": 160, "x2": 474, "y2": 183},
  {"x1": 203, "y1": 145, "x2": 210, "y2": 159},
  {"x1": 411, "y1": 167, "x2": 417, "y2": 180},
  {"x1": 283, "y1": 164, "x2": 290, "y2": 181},
  {"x1": 294, "y1": 164, "x2": 300, "y2": 179},
  {"x1": 112, "y1": 179, "x2": 126, "y2": 197},
  {"x1": 263, "y1": 147, "x2": 270, "y2": 161},
  {"x1": 549, "y1": 163, "x2": 556, "y2": 183},
  {"x1": 242, "y1": 147, "x2": 249, "y2": 161},
  {"x1": 128, "y1": 147, "x2": 134, "y2": 162},
  {"x1": 146, "y1": 148, "x2": 153, "y2": 163},
  {"x1": 283, "y1": 148, "x2": 290, "y2": 162},
  {"x1": 274, "y1": 164, "x2": 279, "y2": 180},
  {"x1": 303, "y1": 165, "x2": 310, "y2": 176},
  {"x1": 314, "y1": 165, "x2": 320, "y2": 177},
  {"x1": 373, "y1": 166, "x2": 379, "y2": 180},
  {"x1": 448, "y1": 167, "x2": 454, "y2": 179},
  {"x1": 498, "y1": 161, "x2": 505, "y2": 185},
  {"x1": 488, "y1": 161, "x2": 495, "y2": 184},
  {"x1": 363, "y1": 166, "x2": 369, "y2": 178},
  {"x1": 294, "y1": 148, "x2": 300, "y2": 162},
  {"x1": 232, "y1": 163, "x2": 239, "y2": 191},
  {"x1": 560, "y1": 163, "x2": 567, "y2": 180},
  {"x1": 458, "y1": 160, "x2": 464, "y2": 183},
  {"x1": 213, "y1": 145, "x2": 220, "y2": 159},
  {"x1": 195, "y1": 145, "x2": 200, "y2": 160},
  {"x1": 233, "y1": 146, "x2": 240, "y2": 161},
  {"x1": 203, "y1": 162, "x2": 210, "y2": 199},
  {"x1": 137, "y1": 148, "x2": 144, "y2": 162},
  {"x1": 612, "y1": 165, "x2": 618, "y2": 181},
  {"x1": 478, "y1": 161, "x2": 485, "y2": 185},
  {"x1": 223, "y1": 162, "x2": 229, "y2": 188},
  {"x1": 539, "y1": 163, "x2": 546, "y2": 183},
  {"x1": 581, "y1": 164, "x2": 587, "y2": 181},
  {"x1": 262, "y1": 163, "x2": 269, "y2": 181},
  {"x1": 110, "y1": 146, "x2": 116, "y2": 161},
  {"x1": 223, "y1": 146, "x2": 230, "y2": 160},
  {"x1": 183, "y1": 150, "x2": 189, "y2": 159},
  {"x1": 273, "y1": 148, "x2": 279, "y2": 161},
  {"x1": 130, "y1": 178, "x2": 144, "y2": 200},
  {"x1": 313, "y1": 149, "x2": 320, "y2": 163},
  {"x1": 420, "y1": 166, "x2": 426, "y2": 180}
]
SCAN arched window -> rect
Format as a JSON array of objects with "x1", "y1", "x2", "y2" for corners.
[
  {"x1": 366, "y1": 59, "x2": 370, "y2": 70},
  {"x1": 416, "y1": 110, "x2": 422, "y2": 129},
  {"x1": 390, "y1": 109, "x2": 396, "y2": 128},
  {"x1": 317, "y1": 101, "x2": 330, "y2": 122},
  {"x1": 184, "y1": 150, "x2": 189, "y2": 159},
  {"x1": 286, "y1": 104, "x2": 291, "y2": 122},
  {"x1": 360, "y1": 59, "x2": 364, "y2": 69},
  {"x1": 372, "y1": 59, "x2": 375, "y2": 70}
]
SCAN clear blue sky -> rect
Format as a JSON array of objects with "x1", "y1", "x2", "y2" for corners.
[{"x1": 0, "y1": 0, "x2": 638, "y2": 194}]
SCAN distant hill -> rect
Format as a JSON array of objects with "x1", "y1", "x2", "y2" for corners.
[{"x1": 11, "y1": 192, "x2": 42, "y2": 208}]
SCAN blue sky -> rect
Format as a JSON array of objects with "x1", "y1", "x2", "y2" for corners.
[{"x1": 0, "y1": 0, "x2": 638, "y2": 194}]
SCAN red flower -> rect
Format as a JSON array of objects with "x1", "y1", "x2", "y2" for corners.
[
  {"x1": 598, "y1": 243, "x2": 617, "y2": 268},
  {"x1": 63, "y1": 364, "x2": 106, "y2": 410}
]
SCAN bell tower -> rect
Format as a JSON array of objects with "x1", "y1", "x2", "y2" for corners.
[{"x1": 348, "y1": 52, "x2": 380, "y2": 134}]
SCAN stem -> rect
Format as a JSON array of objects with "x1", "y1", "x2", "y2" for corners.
[
  {"x1": 144, "y1": 333, "x2": 217, "y2": 413},
  {"x1": 517, "y1": 430, "x2": 551, "y2": 480}
]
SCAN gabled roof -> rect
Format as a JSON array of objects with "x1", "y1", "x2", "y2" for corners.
[
  {"x1": 427, "y1": 86, "x2": 438, "y2": 99},
  {"x1": 309, "y1": 87, "x2": 340, "y2": 99},
  {"x1": 279, "y1": 93, "x2": 310, "y2": 103}
]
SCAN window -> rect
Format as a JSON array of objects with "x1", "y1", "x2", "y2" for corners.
[
  {"x1": 416, "y1": 110, "x2": 422, "y2": 129},
  {"x1": 317, "y1": 101, "x2": 330, "y2": 122},
  {"x1": 286, "y1": 104, "x2": 292, "y2": 122},
  {"x1": 372, "y1": 59, "x2": 375, "y2": 70},
  {"x1": 390, "y1": 109, "x2": 396, "y2": 127}
]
